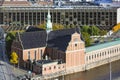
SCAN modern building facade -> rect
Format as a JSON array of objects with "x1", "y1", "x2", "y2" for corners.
[{"x1": 0, "y1": 6, "x2": 118, "y2": 30}]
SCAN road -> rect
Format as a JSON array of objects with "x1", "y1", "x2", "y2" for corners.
[{"x1": 0, "y1": 40, "x2": 15, "y2": 80}]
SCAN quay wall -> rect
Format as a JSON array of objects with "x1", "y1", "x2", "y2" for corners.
[{"x1": 31, "y1": 53, "x2": 120, "y2": 80}]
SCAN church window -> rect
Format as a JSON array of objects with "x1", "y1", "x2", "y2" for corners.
[
  {"x1": 58, "y1": 67, "x2": 60, "y2": 69},
  {"x1": 28, "y1": 51, "x2": 30, "y2": 60},
  {"x1": 49, "y1": 67, "x2": 51, "y2": 70},
  {"x1": 89, "y1": 56, "x2": 91, "y2": 60},
  {"x1": 75, "y1": 44, "x2": 77, "y2": 47},
  {"x1": 97, "y1": 54, "x2": 99, "y2": 57},
  {"x1": 44, "y1": 68, "x2": 46, "y2": 71},
  {"x1": 95, "y1": 54, "x2": 96, "y2": 58},
  {"x1": 54, "y1": 66, "x2": 56, "y2": 69},
  {"x1": 34, "y1": 50, "x2": 36, "y2": 60}
]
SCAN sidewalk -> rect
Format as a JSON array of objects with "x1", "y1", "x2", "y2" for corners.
[{"x1": 10, "y1": 65, "x2": 28, "y2": 77}]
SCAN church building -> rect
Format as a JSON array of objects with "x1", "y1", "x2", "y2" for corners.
[{"x1": 11, "y1": 9, "x2": 85, "y2": 75}]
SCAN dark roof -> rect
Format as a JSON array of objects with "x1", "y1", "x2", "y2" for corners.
[
  {"x1": 36, "y1": 60, "x2": 56, "y2": 65},
  {"x1": 20, "y1": 31, "x2": 47, "y2": 49},
  {"x1": 48, "y1": 27, "x2": 80, "y2": 40},
  {"x1": 19, "y1": 27, "x2": 82, "y2": 51},
  {"x1": 47, "y1": 27, "x2": 81, "y2": 51},
  {"x1": 26, "y1": 26, "x2": 45, "y2": 32}
]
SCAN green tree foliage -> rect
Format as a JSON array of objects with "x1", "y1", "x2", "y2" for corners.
[
  {"x1": 80, "y1": 25, "x2": 102, "y2": 46},
  {"x1": 10, "y1": 51, "x2": 18, "y2": 64},
  {"x1": 6, "y1": 32, "x2": 16, "y2": 56},
  {"x1": 81, "y1": 25, "x2": 90, "y2": 33},
  {"x1": 112, "y1": 23, "x2": 120, "y2": 32},
  {"x1": 37, "y1": 22, "x2": 46, "y2": 29},
  {"x1": 82, "y1": 32, "x2": 91, "y2": 47},
  {"x1": 53, "y1": 23, "x2": 64, "y2": 30},
  {"x1": 37, "y1": 22, "x2": 64, "y2": 30},
  {"x1": 81, "y1": 25, "x2": 100, "y2": 36},
  {"x1": 99, "y1": 30, "x2": 107, "y2": 36},
  {"x1": 91, "y1": 26, "x2": 100, "y2": 35}
]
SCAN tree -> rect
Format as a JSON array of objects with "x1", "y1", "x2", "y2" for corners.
[
  {"x1": 53, "y1": 23, "x2": 64, "y2": 30},
  {"x1": 37, "y1": 22, "x2": 46, "y2": 29},
  {"x1": 112, "y1": 23, "x2": 120, "y2": 32},
  {"x1": 82, "y1": 32, "x2": 91, "y2": 47},
  {"x1": 37, "y1": 22, "x2": 64, "y2": 30},
  {"x1": 81, "y1": 25, "x2": 90, "y2": 33},
  {"x1": 99, "y1": 30, "x2": 107, "y2": 36},
  {"x1": 91, "y1": 26, "x2": 100, "y2": 35},
  {"x1": 6, "y1": 32, "x2": 16, "y2": 57},
  {"x1": 10, "y1": 51, "x2": 18, "y2": 69}
]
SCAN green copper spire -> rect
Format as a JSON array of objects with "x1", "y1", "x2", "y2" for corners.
[{"x1": 46, "y1": 9, "x2": 52, "y2": 33}]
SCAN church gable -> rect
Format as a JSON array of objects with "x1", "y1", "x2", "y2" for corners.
[
  {"x1": 66, "y1": 32, "x2": 85, "y2": 52},
  {"x1": 65, "y1": 32, "x2": 85, "y2": 68}
]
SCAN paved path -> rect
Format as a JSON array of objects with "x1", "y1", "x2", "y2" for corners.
[{"x1": 0, "y1": 40, "x2": 15, "y2": 80}]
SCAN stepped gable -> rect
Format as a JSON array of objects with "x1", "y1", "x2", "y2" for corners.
[
  {"x1": 20, "y1": 31, "x2": 47, "y2": 49},
  {"x1": 47, "y1": 27, "x2": 81, "y2": 52}
]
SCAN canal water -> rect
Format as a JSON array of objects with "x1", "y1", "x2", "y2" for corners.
[{"x1": 56, "y1": 59, "x2": 120, "y2": 80}]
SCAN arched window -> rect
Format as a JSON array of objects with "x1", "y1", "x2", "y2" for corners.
[
  {"x1": 89, "y1": 56, "x2": 91, "y2": 60},
  {"x1": 92, "y1": 55, "x2": 94, "y2": 59},
  {"x1": 54, "y1": 66, "x2": 56, "y2": 69},
  {"x1": 95, "y1": 54, "x2": 96, "y2": 58},
  {"x1": 100, "y1": 53, "x2": 101, "y2": 57},
  {"x1": 44, "y1": 68, "x2": 46, "y2": 71},
  {"x1": 97, "y1": 54, "x2": 99, "y2": 57},
  {"x1": 49, "y1": 67, "x2": 51, "y2": 70}
]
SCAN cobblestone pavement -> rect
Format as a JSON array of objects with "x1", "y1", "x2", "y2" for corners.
[{"x1": 0, "y1": 40, "x2": 28, "y2": 80}]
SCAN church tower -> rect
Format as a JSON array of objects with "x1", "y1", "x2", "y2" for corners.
[{"x1": 46, "y1": 9, "x2": 52, "y2": 33}]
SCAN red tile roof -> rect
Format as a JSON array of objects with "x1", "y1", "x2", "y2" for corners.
[{"x1": 2, "y1": 1, "x2": 31, "y2": 6}]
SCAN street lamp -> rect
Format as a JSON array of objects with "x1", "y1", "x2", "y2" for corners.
[{"x1": 109, "y1": 53, "x2": 112, "y2": 80}]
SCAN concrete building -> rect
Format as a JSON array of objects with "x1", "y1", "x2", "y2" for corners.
[
  {"x1": 117, "y1": 8, "x2": 120, "y2": 24},
  {"x1": 0, "y1": 6, "x2": 118, "y2": 30}
]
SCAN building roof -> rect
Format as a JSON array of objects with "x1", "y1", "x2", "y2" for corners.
[
  {"x1": 20, "y1": 31, "x2": 47, "y2": 49},
  {"x1": 36, "y1": 60, "x2": 57, "y2": 65},
  {"x1": 26, "y1": 26, "x2": 45, "y2": 32},
  {"x1": 18, "y1": 27, "x2": 82, "y2": 51},
  {"x1": 2, "y1": 1, "x2": 30, "y2": 7},
  {"x1": 86, "y1": 39, "x2": 120, "y2": 53},
  {"x1": 47, "y1": 27, "x2": 81, "y2": 51}
]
